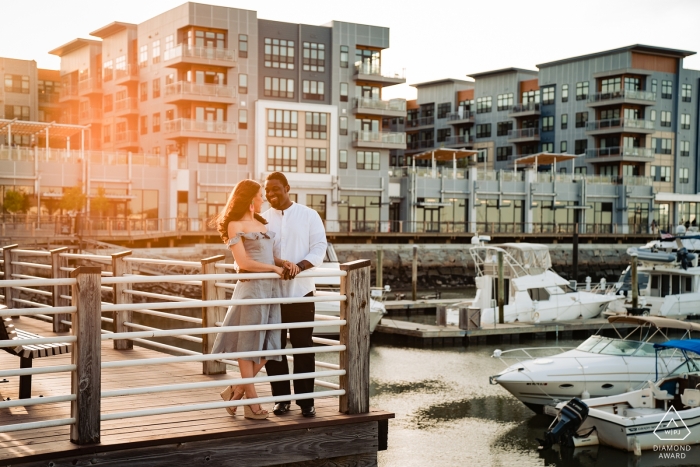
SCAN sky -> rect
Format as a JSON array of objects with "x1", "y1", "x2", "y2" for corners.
[{"x1": 2, "y1": 0, "x2": 700, "y2": 101}]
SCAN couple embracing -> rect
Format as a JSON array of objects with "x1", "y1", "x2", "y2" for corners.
[{"x1": 211, "y1": 172, "x2": 327, "y2": 420}]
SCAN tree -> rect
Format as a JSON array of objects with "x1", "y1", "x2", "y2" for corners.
[
  {"x1": 4, "y1": 190, "x2": 31, "y2": 214},
  {"x1": 60, "y1": 186, "x2": 86, "y2": 213},
  {"x1": 91, "y1": 187, "x2": 110, "y2": 218}
]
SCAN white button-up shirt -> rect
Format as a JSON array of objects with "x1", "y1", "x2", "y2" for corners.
[{"x1": 261, "y1": 202, "x2": 327, "y2": 298}]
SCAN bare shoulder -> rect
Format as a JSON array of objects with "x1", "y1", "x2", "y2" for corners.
[{"x1": 227, "y1": 220, "x2": 245, "y2": 236}]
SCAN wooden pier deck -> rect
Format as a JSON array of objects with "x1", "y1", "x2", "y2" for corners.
[
  {"x1": 0, "y1": 318, "x2": 392, "y2": 467},
  {"x1": 383, "y1": 298, "x2": 468, "y2": 311}
]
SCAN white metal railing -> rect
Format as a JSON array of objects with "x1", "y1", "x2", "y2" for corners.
[
  {"x1": 0, "y1": 146, "x2": 166, "y2": 166},
  {"x1": 164, "y1": 118, "x2": 237, "y2": 136},
  {"x1": 165, "y1": 81, "x2": 237, "y2": 99},
  {"x1": 445, "y1": 135, "x2": 473, "y2": 145},
  {"x1": 0, "y1": 249, "x2": 371, "y2": 440},
  {"x1": 114, "y1": 64, "x2": 138, "y2": 81},
  {"x1": 114, "y1": 97, "x2": 138, "y2": 113},
  {"x1": 353, "y1": 62, "x2": 404, "y2": 79},
  {"x1": 507, "y1": 127, "x2": 540, "y2": 139},
  {"x1": 352, "y1": 131, "x2": 406, "y2": 144},
  {"x1": 588, "y1": 89, "x2": 656, "y2": 103},
  {"x1": 447, "y1": 111, "x2": 474, "y2": 121},
  {"x1": 164, "y1": 44, "x2": 237, "y2": 63},
  {"x1": 353, "y1": 97, "x2": 406, "y2": 112},
  {"x1": 510, "y1": 102, "x2": 540, "y2": 114},
  {"x1": 585, "y1": 146, "x2": 654, "y2": 159},
  {"x1": 586, "y1": 118, "x2": 654, "y2": 131}
]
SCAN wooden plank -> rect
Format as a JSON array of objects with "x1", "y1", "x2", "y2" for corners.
[
  {"x1": 339, "y1": 260, "x2": 370, "y2": 414},
  {"x1": 69, "y1": 267, "x2": 102, "y2": 445}
]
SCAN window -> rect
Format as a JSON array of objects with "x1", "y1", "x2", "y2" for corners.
[
  {"x1": 152, "y1": 113, "x2": 160, "y2": 132},
  {"x1": 625, "y1": 77, "x2": 640, "y2": 91},
  {"x1": 542, "y1": 142, "x2": 554, "y2": 153},
  {"x1": 541, "y1": 86, "x2": 555, "y2": 105},
  {"x1": 560, "y1": 140, "x2": 568, "y2": 153},
  {"x1": 264, "y1": 38, "x2": 295, "y2": 69},
  {"x1": 152, "y1": 40, "x2": 160, "y2": 64},
  {"x1": 476, "y1": 150, "x2": 487, "y2": 163},
  {"x1": 238, "y1": 34, "x2": 248, "y2": 58},
  {"x1": 652, "y1": 166, "x2": 672, "y2": 182},
  {"x1": 263, "y1": 77, "x2": 294, "y2": 99},
  {"x1": 650, "y1": 109, "x2": 656, "y2": 123},
  {"x1": 308, "y1": 195, "x2": 326, "y2": 221},
  {"x1": 682, "y1": 84, "x2": 692, "y2": 102},
  {"x1": 104, "y1": 94, "x2": 113, "y2": 113},
  {"x1": 438, "y1": 103, "x2": 451, "y2": 119},
  {"x1": 5, "y1": 105, "x2": 29, "y2": 120},
  {"x1": 339, "y1": 149, "x2": 347, "y2": 169},
  {"x1": 662, "y1": 80, "x2": 672, "y2": 99},
  {"x1": 561, "y1": 114, "x2": 568, "y2": 129},
  {"x1": 238, "y1": 145, "x2": 247, "y2": 165},
  {"x1": 140, "y1": 82, "x2": 148, "y2": 101},
  {"x1": 268, "y1": 109, "x2": 298, "y2": 137},
  {"x1": 681, "y1": 114, "x2": 691, "y2": 130},
  {"x1": 4, "y1": 74, "x2": 29, "y2": 93},
  {"x1": 165, "y1": 73, "x2": 175, "y2": 86},
  {"x1": 165, "y1": 34, "x2": 173, "y2": 56},
  {"x1": 139, "y1": 45, "x2": 148, "y2": 67},
  {"x1": 305, "y1": 112, "x2": 327, "y2": 139},
  {"x1": 152, "y1": 78, "x2": 160, "y2": 98},
  {"x1": 561, "y1": 84, "x2": 569, "y2": 102},
  {"x1": 357, "y1": 151, "x2": 380, "y2": 170},
  {"x1": 239, "y1": 74, "x2": 248, "y2": 94},
  {"x1": 140, "y1": 115, "x2": 148, "y2": 135},
  {"x1": 103, "y1": 60, "x2": 113, "y2": 82},
  {"x1": 574, "y1": 139, "x2": 588, "y2": 154},
  {"x1": 496, "y1": 146, "x2": 513, "y2": 161},
  {"x1": 497, "y1": 93, "x2": 513, "y2": 111},
  {"x1": 267, "y1": 146, "x2": 298, "y2": 172},
  {"x1": 659, "y1": 138, "x2": 672, "y2": 154},
  {"x1": 339, "y1": 116, "x2": 348, "y2": 136},
  {"x1": 476, "y1": 96, "x2": 492, "y2": 113},
  {"x1": 476, "y1": 123, "x2": 491, "y2": 138},
  {"x1": 575, "y1": 166, "x2": 587, "y2": 175},
  {"x1": 238, "y1": 109, "x2": 247, "y2": 130},
  {"x1": 340, "y1": 82, "x2": 348, "y2": 102},
  {"x1": 661, "y1": 111, "x2": 671, "y2": 127},
  {"x1": 497, "y1": 121, "x2": 513, "y2": 136},
  {"x1": 542, "y1": 116, "x2": 554, "y2": 132},
  {"x1": 303, "y1": 42, "x2": 325, "y2": 72},
  {"x1": 680, "y1": 167, "x2": 689, "y2": 184},
  {"x1": 576, "y1": 81, "x2": 589, "y2": 100},
  {"x1": 575, "y1": 112, "x2": 588, "y2": 128},
  {"x1": 437, "y1": 128, "x2": 450, "y2": 142},
  {"x1": 305, "y1": 148, "x2": 328, "y2": 173},
  {"x1": 522, "y1": 90, "x2": 539, "y2": 104},
  {"x1": 165, "y1": 109, "x2": 174, "y2": 121},
  {"x1": 340, "y1": 46, "x2": 349, "y2": 68},
  {"x1": 651, "y1": 79, "x2": 657, "y2": 94},
  {"x1": 199, "y1": 143, "x2": 226, "y2": 164},
  {"x1": 302, "y1": 80, "x2": 324, "y2": 100},
  {"x1": 680, "y1": 141, "x2": 690, "y2": 157},
  {"x1": 103, "y1": 124, "x2": 111, "y2": 143},
  {"x1": 601, "y1": 77, "x2": 621, "y2": 94}
]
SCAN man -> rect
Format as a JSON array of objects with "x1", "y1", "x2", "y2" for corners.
[{"x1": 262, "y1": 172, "x2": 327, "y2": 417}]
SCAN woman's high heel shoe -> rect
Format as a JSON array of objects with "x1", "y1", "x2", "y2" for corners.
[
  {"x1": 244, "y1": 404, "x2": 269, "y2": 420},
  {"x1": 220, "y1": 385, "x2": 245, "y2": 415}
]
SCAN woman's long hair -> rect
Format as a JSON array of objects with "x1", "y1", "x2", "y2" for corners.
[{"x1": 211, "y1": 179, "x2": 267, "y2": 243}]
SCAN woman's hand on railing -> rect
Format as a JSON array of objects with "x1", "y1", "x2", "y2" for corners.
[{"x1": 282, "y1": 261, "x2": 300, "y2": 280}]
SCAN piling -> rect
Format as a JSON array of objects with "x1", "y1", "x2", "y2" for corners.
[
  {"x1": 412, "y1": 245, "x2": 418, "y2": 301},
  {"x1": 376, "y1": 248, "x2": 383, "y2": 288},
  {"x1": 497, "y1": 250, "x2": 504, "y2": 324}
]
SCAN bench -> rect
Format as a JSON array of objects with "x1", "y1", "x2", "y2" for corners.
[{"x1": 0, "y1": 316, "x2": 70, "y2": 399}]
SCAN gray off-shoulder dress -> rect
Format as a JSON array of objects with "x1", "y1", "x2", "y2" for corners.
[{"x1": 211, "y1": 231, "x2": 282, "y2": 363}]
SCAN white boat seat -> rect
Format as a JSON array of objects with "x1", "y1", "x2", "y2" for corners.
[
  {"x1": 682, "y1": 388, "x2": 700, "y2": 408},
  {"x1": 648, "y1": 381, "x2": 674, "y2": 410}
]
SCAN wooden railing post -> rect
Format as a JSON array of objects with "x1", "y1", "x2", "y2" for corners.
[
  {"x1": 2, "y1": 244, "x2": 18, "y2": 312},
  {"x1": 111, "y1": 251, "x2": 133, "y2": 350},
  {"x1": 50, "y1": 247, "x2": 70, "y2": 332},
  {"x1": 339, "y1": 259, "x2": 371, "y2": 414},
  {"x1": 201, "y1": 255, "x2": 226, "y2": 375},
  {"x1": 70, "y1": 266, "x2": 102, "y2": 445}
]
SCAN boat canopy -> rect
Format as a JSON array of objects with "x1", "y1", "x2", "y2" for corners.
[
  {"x1": 500, "y1": 243, "x2": 552, "y2": 273},
  {"x1": 608, "y1": 315, "x2": 700, "y2": 332},
  {"x1": 654, "y1": 339, "x2": 700, "y2": 354}
]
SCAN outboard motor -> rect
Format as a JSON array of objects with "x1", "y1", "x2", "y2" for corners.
[
  {"x1": 676, "y1": 247, "x2": 697, "y2": 270},
  {"x1": 538, "y1": 398, "x2": 589, "y2": 450}
]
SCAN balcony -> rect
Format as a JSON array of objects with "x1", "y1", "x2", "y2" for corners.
[
  {"x1": 164, "y1": 118, "x2": 237, "y2": 141},
  {"x1": 508, "y1": 102, "x2": 540, "y2": 118},
  {"x1": 78, "y1": 78, "x2": 102, "y2": 96},
  {"x1": 352, "y1": 97, "x2": 406, "y2": 118},
  {"x1": 114, "y1": 65, "x2": 139, "y2": 85},
  {"x1": 405, "y1": 140, "x2": 435, "y2": 154},
  {"x1": 507, "y1": 127, "x2": 540, "y2": 143},
  {"x1": 351, "y1": 131, "x2": 406, "y2": 150},
  {"x1": 163, "y1": 44, "x2": 237, "y2": 69},
  {"x1": 79, "y1": 108, "x2": 103, "y2": 125},
  {"x1": 445, "y1": 135, "x2": 474, "y2": 147},
  {"x1": 405, "y1": 116, "x2": 435, "y2": 130},
  {"x1": 587, "y1": 89, "x2": 656, "y2": 107},
  {"x1": 353, "y1": 62, "x2": 406, "y2": 86},
  {"x1": 164, "y1": 82, "x2": 237, "y2": 105},
  {"x1": 585, "y1": 146, "x2": 654, "y2": 163},
  {"x1": 114, "y1": 98, "x2": 139, "y2": 117},
  {"x1": 586, "y1": 118, "x2": 655, "y2": 136},
  {"x1": 115, "y1": 130, "x2": 139, "y2": 149},
  {"x1": 38, "y1": 93, "x2": 60, "y2": 105},
  {"x1": 59, "y1": 84, "x2": 79, "y2": 103},
  {"x1": 446, "y1": 111, "x2": 474, "y2": 125}
]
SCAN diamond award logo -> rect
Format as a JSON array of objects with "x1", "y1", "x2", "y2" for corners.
[{"x1": 654, "y1": 406, "x2": 691, "y2": 441}]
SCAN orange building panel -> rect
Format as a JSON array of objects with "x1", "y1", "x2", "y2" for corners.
[
  {"x1": 407, "y1": 99, "x2": 419, "y2": 110},
  {"x1": 38, "y1": 69, "x2": 60, "y2": 81},
  {"x1": 519, "y1": 78, "x2": 539, "y2": 93},
  {"x1": 631, "y1": 52, "x2": 678, "y2": 74},
  {"x1": 456, "y1": 89, "x2": 474, "y2": 101}
]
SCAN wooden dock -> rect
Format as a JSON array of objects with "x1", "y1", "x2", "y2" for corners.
[
  {"x1": 383, "y1": 297, "x2": 468, "y2": 311},
  {"x1": 0, "y1": 318, "x2": 392, "y2": 467}
]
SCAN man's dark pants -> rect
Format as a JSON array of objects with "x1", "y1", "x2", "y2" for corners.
[{"x1": 265, "y1": 292, "x2": 315, "y2": 408}]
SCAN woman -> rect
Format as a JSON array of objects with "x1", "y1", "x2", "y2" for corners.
[{"x1": 211, "y1": 179, "x2": 299, "y2": 420}]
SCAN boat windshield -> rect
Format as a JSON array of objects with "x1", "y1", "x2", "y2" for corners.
[
  {"x1": 576, "y1": 336, "x2": 650, "y2": 356},
  {"x1": 667, "y1": 355, "x2": 700, "y2": 376},
  {"x1": 618, "y1": 270, "x2": 650, "y2": 292}
]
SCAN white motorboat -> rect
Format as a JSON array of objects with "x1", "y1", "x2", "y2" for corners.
[
  {"x1": 490, "y1": 315, "x2": 700, "y2": 413},
  {"x1": 312, "y1": 243, "x2": 386, "y2": 336},
  {"x1": 543, "y1": 339, "x2": 700, "y2": 453},
  {"x1": 470, "y1": 243, "x2": 620, "y2": 325}
]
